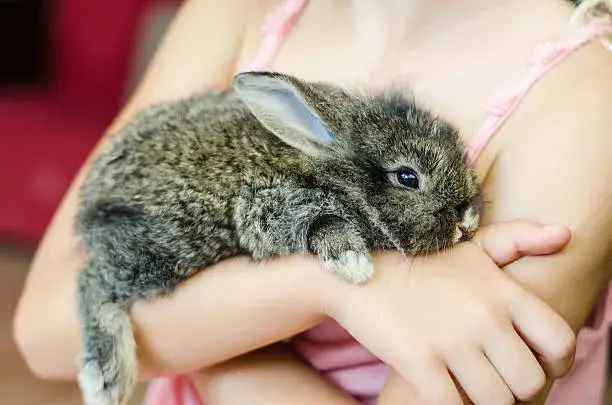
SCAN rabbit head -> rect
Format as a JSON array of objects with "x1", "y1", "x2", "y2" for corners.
[{"x1": 233, "y1": 72, "x2": 482, "y2": 254}]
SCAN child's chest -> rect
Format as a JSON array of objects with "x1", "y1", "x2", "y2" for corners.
[{"x1": 233, "y1": 1, "x2": 593, "y2": 193}]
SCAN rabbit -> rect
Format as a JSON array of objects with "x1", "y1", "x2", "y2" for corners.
[{"x1": 74, "y1": 71, "x2": 482, "y2": 405}]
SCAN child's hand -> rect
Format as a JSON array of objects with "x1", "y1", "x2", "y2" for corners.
[{"x1": 322, "y1": 221, "x2": 575, "y2": 405}]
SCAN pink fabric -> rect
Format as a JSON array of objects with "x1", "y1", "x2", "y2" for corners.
[
  {"x1": 143, "y1": 2, "x2": 612, "y2": 404},
  {"x1": 142, "y1": 375, "x2": 202, "y2": 405},
  {"x1": 239, "y1": 0, "x2": 308, "y2": 73},
  {"x1": 547, "y1": 288, "x2": 612, "y2": 404},
  {"x1": 465, "y1": 15, "x2": 612, "y2": 164}
]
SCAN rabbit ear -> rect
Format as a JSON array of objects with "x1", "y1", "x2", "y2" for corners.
[{"x1": 233, "y1": 72, "x2": 336, "y2": 157}]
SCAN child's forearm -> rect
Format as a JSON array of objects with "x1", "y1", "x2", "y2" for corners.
[
  {"x1": 14, "y1": 246, "x2": 335, "y2": 381},
  {"x1": 194, "y1": 344, "x2": 360, "y2": 405}
]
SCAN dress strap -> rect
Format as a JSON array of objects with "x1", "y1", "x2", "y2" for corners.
[
  {"x1": 240, "y1": 0, "x2": 308, "y2": 72},
  {"x1": 465, "y1": 16, "x2": 612, "y2": 164},
  {"x1": 239, "y1": 2, "x2": 612, "y2": 165}
]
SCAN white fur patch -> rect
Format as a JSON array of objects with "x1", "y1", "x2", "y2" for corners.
[
  {"x1": 324, "y1": 251, "x2": 375, "y2": 284},
  {"x1": 462, "y1": 205, "x2": 480, "y2": 234},
  {"x1": 78, "y1": 303, "x2": 136, "y2": 405},
  {"x1": 454, "y1": 205, "x2": 481, "y2": 243},
  {"x1": 78, "y1": 361, "x2": 109, "y2": 405},
  {"x1": 453, "y1": 224, "x2": 463, "y2": 244}
]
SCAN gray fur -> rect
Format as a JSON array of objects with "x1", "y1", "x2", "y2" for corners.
[{"x1": 74, "y1": 71, "x2": 482, "y2": 405}]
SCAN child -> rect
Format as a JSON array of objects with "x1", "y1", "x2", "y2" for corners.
[{"x1": 14, "y1": 1, "x2": 612, "y2": 404}]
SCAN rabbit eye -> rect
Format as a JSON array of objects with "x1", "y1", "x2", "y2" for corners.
[{"x1": 388, "y1": 169, "x2": 420, "y2": 190}]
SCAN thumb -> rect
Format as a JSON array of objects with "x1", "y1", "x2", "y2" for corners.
[{"x1": 471, "y1": 220, "x2": 571, "y2": 267}]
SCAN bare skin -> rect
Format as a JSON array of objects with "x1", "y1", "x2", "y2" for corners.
[
  {"x1": 193, "y1": 221, "x2": 574, "y2": 405},
  {"x1": 13, "y1": 0, "x2": 612, "y2": 404},
  {"x1": 196, "y1": 344, "x2": 361, "y2": 405}
]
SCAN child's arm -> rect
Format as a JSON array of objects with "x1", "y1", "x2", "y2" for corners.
[
  {"x1": 193, "y1": 344, "x2": 360, "y2": 405},
  {"x1": 378, "y1": 43, "x2": 612, "y2": 405},
  {"x1": 479, "y1": 45, "x2": 612, "y2": 405},
  {"x1": 14, "y1": 0, "x2": 335, "y2": 381},
  {"x1": 12, "y1": 2, "x2": 575, "y2": 402},
  {"x1": 193, "y1": 223, "x2": 572, "y2": 405}
]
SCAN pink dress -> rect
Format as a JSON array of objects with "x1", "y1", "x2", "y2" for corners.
[{"x1": 143, "y1": 1, "x2": 612, "y2": 404}]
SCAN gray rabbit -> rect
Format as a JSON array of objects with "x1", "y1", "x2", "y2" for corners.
[{"x1": 75, "y1": 71, "x2": 482, "y2": 405}]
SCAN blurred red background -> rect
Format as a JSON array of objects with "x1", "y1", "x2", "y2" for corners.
[
  {"x1": 0, "y1": 0, "x2": 181, "y2": 244},
  {"x1": 0, "y1": 2, "x2": 181, "y2": 403}
]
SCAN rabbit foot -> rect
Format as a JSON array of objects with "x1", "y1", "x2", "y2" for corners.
[
  {"x1": 323, "y1": 251, "x2": 374, "y2": 284},
  {"x1": 78, "y1": 360, "x2": 127, "y2": 405}
]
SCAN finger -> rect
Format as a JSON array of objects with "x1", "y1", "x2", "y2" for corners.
[
  {"x1": 378, "y1": 371, "x2": 473, "y2": 405},
  {"x1": 473, "y1": 221, "x2": 571, "y2": 267},
  {"x1": 446, "y1": 347, "x2": 514, "y2": 405},
  {"x1": 507, "y1": 291, "x2": 576, "y2": 379},
  {"x1": 396, "y1": 351, "x2": 463, "y2": 405},
  {"x1": 378, "y1": 372, "x2": 428, "y2": 405},
  {"x1": 482, "y1": 322, "x2": 547, "y2": 401},
  {"x1": 537, "y1": 348, "x2": 576, "y2": 380}
]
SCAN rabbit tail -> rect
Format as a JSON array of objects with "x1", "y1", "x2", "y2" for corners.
[{"x1": 76, "y1": 262, "x2": 136, "y2": 405}]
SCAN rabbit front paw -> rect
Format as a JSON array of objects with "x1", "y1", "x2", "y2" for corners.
[
  {"x1": 308, "y1": 215, "x2": 374, "y2": 284},
  {"x1": 322, "y1": 250, "x2": 374, "y2": 284}
]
